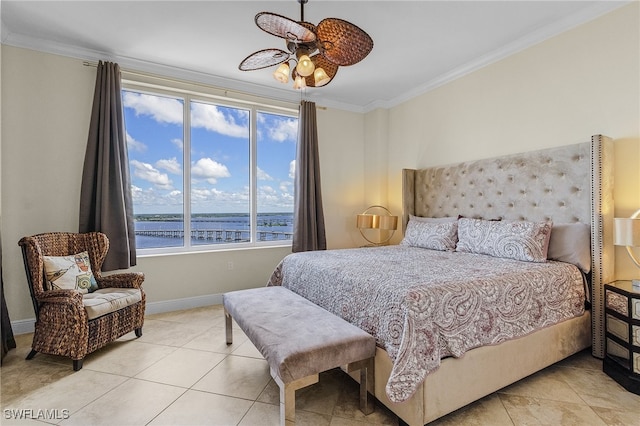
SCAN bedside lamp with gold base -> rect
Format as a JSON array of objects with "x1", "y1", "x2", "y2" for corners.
[{"x1": 356, "y1": 205, "x2": 398, "y2": 246}]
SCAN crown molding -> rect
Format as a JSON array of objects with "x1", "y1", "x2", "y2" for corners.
[{"x1": 375, "y1": 0, "x2": 630, "y2": 112}]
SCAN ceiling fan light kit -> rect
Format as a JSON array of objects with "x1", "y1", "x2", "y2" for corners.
[
  {"x1": 273, "y1": 63, "x2": 290, "y2": 83},
  {"x1": 239, "y1": 0, "x2": 373, "y2": 89}
]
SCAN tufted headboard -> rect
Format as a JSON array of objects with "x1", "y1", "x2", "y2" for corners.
[{"x1": 402, "y1": 134, "x2": 614, "y2": 357}]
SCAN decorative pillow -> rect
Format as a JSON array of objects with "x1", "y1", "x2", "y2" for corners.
[
  {"x1": 43, "y1": 251, "x2": 98, "y2": 293},
  {"x1": 456, "y1": 218, "x2": 552, "y2": 262},
  {"x1": 401, "y1": 216, "x2": 458, "y2": 251},
  {"x1": 547, "y1": 223, "x2": 591, "y2": 273}
]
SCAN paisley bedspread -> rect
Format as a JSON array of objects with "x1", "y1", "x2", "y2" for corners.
[{"x1": 267, "y1": 245, "x2": 585, "y2": 403}]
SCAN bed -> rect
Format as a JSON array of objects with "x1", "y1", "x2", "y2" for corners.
[{"x1": 268, "y1": 135, "x2": 614, "y2": 425}]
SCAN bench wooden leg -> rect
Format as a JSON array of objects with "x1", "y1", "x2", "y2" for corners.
[
  {"x1": 274, "y1": 373, "x2": 318, "y2": 426},
  {"x1": 224, "y1": 308, "x2": 233, "y2": 345},
  {"x1": 346, "y1": 357, "x2": 375, "y2": 415}
]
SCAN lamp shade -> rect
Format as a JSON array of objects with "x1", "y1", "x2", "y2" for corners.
[
  {"x1": 293, "y1": 74, "x2": 307, "y2": 90},
  {"x1": 273, "y1": 62, "x2": 290, "y2": 83},
  {"x1": 378, "y1": 215, "x2": 398, "y2": 231},
  {"x1": 313, "y1": 67, "x2": 331, "y2": 87},
  {"x1": 614, "y1": 209, "x2": 640, "y2": 276},
  {"x1": 356, "y1": 214, "x2": 374, "y2": 229},
  {"x1": 614, "y1": 218, "x2": 640, "y2": 246},
  {"x1": 296, "y1": 54, "x2": 315, "y2": 77}
]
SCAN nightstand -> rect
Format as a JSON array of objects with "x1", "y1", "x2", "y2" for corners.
[{"x1": 603, "y1": 280, "x2": 640, "y2": 394}]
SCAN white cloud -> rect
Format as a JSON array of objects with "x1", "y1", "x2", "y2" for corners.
[
  {"x1": 130, "y1": 160, "x2": 173, "y2": 190},
  {"x1": 191, "y1": 157, "x2": 231, "y2": 184},
  {"x1": 257, "y1": 167, "x2": 273, "y2": 181},
  {"x1": 126, "y1": 131, "x2": 146, "y2": 153},
  {"x1": 279, "y1": 181, "x2": 292, "y2": 194},
  {"x1": 257, "y1": 185, "x2": 294, "y2": 210},
  {"x1": 155, "y1": 157, "x2": 182, "y2": 175},
  {"x1": 267, "y1": 117, "x2": 298, "y2": 142},
  {"x1": 191, "y1": 102, "x2": 248, "y2": 138},
  {"x1": 191, "y1": 187, "x2": 214, "y2": 201},
  {"x1": 130, "y1": 185, "x2": 182, "y2": 210},
  {"x1": 123, "y1": 94, "x2": 251, "y2": 139},
  {"x1": 123, "y1": 92, "x2": 183, "y2": 124},
  {"x1": 189, "y1": 187, "x2": 252, "y2": 213},
  {"x1": 171, "y1": 138, "x2": 183, "y2": 151}
]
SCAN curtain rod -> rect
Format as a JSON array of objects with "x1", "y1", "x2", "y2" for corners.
[{"x1": 82, "y1": 61, "x2": 327, "y2": 110}]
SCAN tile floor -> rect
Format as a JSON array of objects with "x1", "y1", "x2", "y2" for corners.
[{"x1": 1, "y1": 305, "x2": 639, "y2": 425}]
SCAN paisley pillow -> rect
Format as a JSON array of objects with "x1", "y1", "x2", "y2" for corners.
[
  {"x1": 401, "y1": 217, "x2": 458, "y2": 251},
  {"x1": 456, "y1": 218, "x2": 552, "y2": 262}
]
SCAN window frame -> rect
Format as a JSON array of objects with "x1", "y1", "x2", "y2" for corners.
[{"x1": 122, "y1": 78, "x2": 298, "y2": 256}]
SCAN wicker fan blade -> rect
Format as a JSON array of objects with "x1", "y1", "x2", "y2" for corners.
[
  {"x1": 255, "y1": 12, "x2": 316, "y2": 43},
  {"x1": 304, "y1": 54, "x2": 338, "y2": 87},
  {"x1": 316, "y1": 18, "x2": 373, "y2": 66},
  {"x1": 239, "y1": 49, "x2": 290, "y2": 71}
]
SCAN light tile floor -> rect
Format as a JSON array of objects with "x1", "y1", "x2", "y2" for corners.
[{"x1": 1, "y1": 305, "x2": 638, "y2": 425}]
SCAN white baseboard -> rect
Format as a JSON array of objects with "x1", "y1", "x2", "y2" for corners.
[
  {"x1": 10, "y1": 318, "x2": 36, "y2": 336},
  {"x1": 145, "y1": 293, "x2": 223, "y2": 315},
  {"x1": 11, "y1": 293, "x2": 224, "y2": 335}
]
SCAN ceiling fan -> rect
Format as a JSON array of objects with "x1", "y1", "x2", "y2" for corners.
[{"x1": 238, "y1": 0, "x2": 374, "y2": 89}]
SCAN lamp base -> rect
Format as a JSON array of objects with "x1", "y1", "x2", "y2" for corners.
[{"x1": 633, "y1": 279, "x2": 640, "y2": 289}]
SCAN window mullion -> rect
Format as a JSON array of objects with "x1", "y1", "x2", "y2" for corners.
[
  {"x1": 184, "y1": 96, "x2": 192, "y2": 248},
  {"x1": 250, "y1": 107, "x2": 258, "y2": 243}
]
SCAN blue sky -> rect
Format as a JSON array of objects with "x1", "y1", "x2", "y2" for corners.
[{"x1": 122, "y1": 90, "x2": 297, "y2": 215}]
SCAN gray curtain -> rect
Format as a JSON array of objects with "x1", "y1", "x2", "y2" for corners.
[
  {"x1": 292, "y1": 100, "x2": 327, "y2": 252},
  {"x1": 79, "y1": 61, "x2": 136, "y2": 270}
]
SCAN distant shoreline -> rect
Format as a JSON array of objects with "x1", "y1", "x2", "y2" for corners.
[{"x1": 135, "y1": 212, "x2": 293, "y2": 222}]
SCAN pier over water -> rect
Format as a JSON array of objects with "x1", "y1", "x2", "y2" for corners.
[{"x1": 135, "y1": 229, "x2": 293, "y2": 242}]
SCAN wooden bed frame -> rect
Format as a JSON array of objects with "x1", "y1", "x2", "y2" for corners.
[{"x1": 348, "y1": 135, "x2": 614, "y2": 425}]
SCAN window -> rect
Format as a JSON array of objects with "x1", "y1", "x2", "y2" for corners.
[{"x1": 122, "y1": 83, "x2": 297, "y2": 253}]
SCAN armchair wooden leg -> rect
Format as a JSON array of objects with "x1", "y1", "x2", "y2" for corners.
[
  {"x1": 25, "y1": 349, "x2": 37, "y2": 360},
  {"x1": 135, "y1": 328, "x2": 143, "y2": 337},
  {"x1": 73, "y1": 359, "x2": 83, "y2": 371}
]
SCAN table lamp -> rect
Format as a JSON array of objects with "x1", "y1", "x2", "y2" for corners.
[
  {"x1": 356, "y1": 205, "x2": 398, "y2": 246},
  {"x1": 614, "y1": 208, "x2": 640, "y2": 287}
]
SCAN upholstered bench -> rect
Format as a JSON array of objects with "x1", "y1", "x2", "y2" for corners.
[{"x1": 223, "y1": 286, "x2": 376, "y2": 425}]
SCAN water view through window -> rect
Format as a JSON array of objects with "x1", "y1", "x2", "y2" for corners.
[
  {"x1": 122, "y1": 86, "x2": 297, "y2": 251},
  {"x1": 134, "y1": 213, "x2": 294, "y2": 249}
]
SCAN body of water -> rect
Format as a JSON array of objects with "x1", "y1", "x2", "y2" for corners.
[{"x1": 135, "y1": 213, "x2": 293, "y2": 249}]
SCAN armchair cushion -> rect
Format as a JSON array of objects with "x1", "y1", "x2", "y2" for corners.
[
  {"x1": 83, "y1": 288, "x2": 143, "y2": 320},
  {"x1": 43, "y1": 251, "x2": 98, "y2": 293}
]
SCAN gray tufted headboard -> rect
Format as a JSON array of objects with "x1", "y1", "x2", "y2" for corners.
[{"x1": 402, "y1": 134, "x2": 614, "y2": 357}]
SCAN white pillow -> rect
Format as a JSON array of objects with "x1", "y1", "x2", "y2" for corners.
[
  {"x1": 456, "y1": 218, "x2": 552, "y2": 262},
  {"x1": 547, "y1": 223, "x2": 591, "y2": 273},
  {"x1": 401, "y1": 216, "x2": 458, "y2": 251},
  {"x1": 43, "y1": 251, "x2": 98, "y2": 293}
]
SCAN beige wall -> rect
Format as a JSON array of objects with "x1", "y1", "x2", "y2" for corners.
[
  {"x1": 381, "y1": 2, "x2": 640, "y2": 279},
  {"x1": 0, "y1": 46, "x2": 366, "y2": 324}
]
